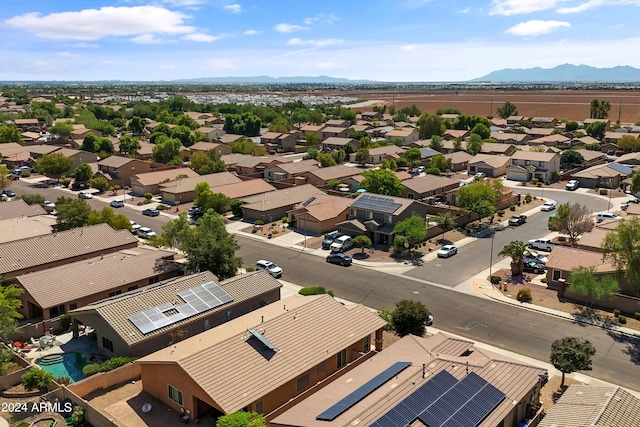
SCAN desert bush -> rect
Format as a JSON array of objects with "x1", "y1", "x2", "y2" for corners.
[
  {"x1": 144, "y1": 192, "x2": 153, "y2": 201},
  {"x1": 619, "y1": 315, "x2": 627, "y2": 324},
  {"x1": 613, "y1": 309, "x2": 620, "y2": 317},
  {"x1": 254, "y1": 220, "x2": 264, "y2": 225},
  {"x1": 245, "y1": 267, "x2": 255, "y2": 272},
  {"x1": 281, "y1": 217, "x2": 288, "y2": 223},
  {"x1": 1, "y1": 362, "x2": 21, "y2": 376},
  {"x1": 530, "y1": 178, "x2": 539, "y2": 185},
  {"x1": 156, "y1": 204, "x2": 166, "y2": 210},
  {"x1": 490, "y1": 276, "x2": 501, "y2": 285},
  {"x1": 544, "y1": 180, "x2": 551, "y2": 185},
  {"x1": 525, "y1": 193, "x2": 532, "y2": 203},
  {"x1": 509, "y1": 205, "x2": 516, "y2": 211},
  {"x1": 299, "y1": 287, "x2": 335, "y2": 297},
  {"x1": 21, "y1": 170, "x2": 31, "y2": 177},
  {"x1": 599, "y1": 189, "x2": 608, "y2": 195},
  {"x1": 22, "y1": 368, "x2": 54, "y2": 390},
  {"x1": 541, "y1": 277, "x2": 547, "y2": 283},
  {"x1": 516, "y1": 288, "x2": 533, "y2": 303}
]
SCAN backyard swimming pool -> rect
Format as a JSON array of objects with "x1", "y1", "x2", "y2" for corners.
[{"x1": 36, "y1": 352, "x2": 88, "y2": 383}]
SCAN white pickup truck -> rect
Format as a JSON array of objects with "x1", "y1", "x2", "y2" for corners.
[{"x1": 330, "y1": 235, "x2": 354, "y2": 252}]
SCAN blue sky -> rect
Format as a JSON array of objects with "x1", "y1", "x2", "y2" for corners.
[{"x1": 2, "y1": 0, "x2": 640, "y2": 82}]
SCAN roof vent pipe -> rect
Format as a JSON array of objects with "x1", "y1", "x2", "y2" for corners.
[{"x1": 422, "y1": 363, "x2": 426, "y2": 379}]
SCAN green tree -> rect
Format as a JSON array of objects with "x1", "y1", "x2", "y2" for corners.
[
  {"x1": 465, "y1": 133, "x2": 483, "y2": 155},
  {"x1": 417, "y1": 114, "x2": 444, "y2": 140},
  {"x1": 0, "y1": 165, "x2": 11, "y2": 194},
  {"x1": 305, "y1": 132, "x2": 318, "y2": 145},
  {"x1": 433, "y1": 212, "x2": 455, "y2": 243},
  {"x1": 360, "y1": 169, "x2": 404, "y2": 196},
  {"x1": 55, "y1": 197, "x2": 91, "y2": 231},
  {"x1": 456, "y1": 181, "x2": 498, "y2": 221},
  {"x1": 586, "y1": 121, "x2": 606, "y2": 140},
  {"x1": 21, "y1": 368, "x2": 54, "y2": 391},
  {"x1": 555, "y1": 203, "x2": 593, "y2": 246},
  {"x1": 602, "y1": 217, "x2": 640, "y2": 294},
  {"x1": 171, "y1": 125, "x2": 195, "y2": 147},
  {"x1": 18, "y1": 193, "x2": 45, "y2": 207},
  {"x1": 430, "y1": 154, "x2": 451, "y2": 173},
  {"x1": 354, "y1": 235, "x2": 372, "y2": 254},
  {"x1": 88, "y1": 207, "x2": 132, "y2": 231},
  {"x1": 119, "y1": 135, "x2": 141, "y2": 156},
  {"x1": 35, "y1": 153, "x2": 73, "y2": 180},
  {"x1": 355, "y1": 148, "x2": 370, "y2": 164},
  {"x1": 550, "y1": 337, "x2": 596, "y2": 387},
  {"x1": 161, "y1": 211, "x2": 242, "y2": 279},
  {"x1": 0, "y1": 124, "x2": 22, "y2": 143},
  {"x1": 290, "y1": 109, "x2": 309, "y2": 129},
  {"x1": 128, "y1": 116, "x2": 145, "y2": 135},
  {"x1": 403, "y1": 147, "x2": 422, "y2": 170},
  {"x1": 73, "y1": 163, "x2": 93, "y2": 183},
  {"x1": 216, "y1": 411, "x2": 268, "y2": 427},
  {"x1": 618, "y1": 135, "x2": 640, "y2": 152},
  {"x1": 229, "y1": 138, "x2": 267, "y2": 156},
  {"x1": 561, "y1": 150, "x2": 585, "y2": 168},
  {"x1": 194, "y1": 182, "x2": 232, "y2": 214},
  {"x1": 452, "y1": 138, "x2": 463, "y2": 152},
  {"x1": 565, "y1": 121, "x2": 579, "y2": 132},
  {"x1": 568, "y1": 266, "x2": 619, "y2": 308},
  {"x1": 590, "y1": 99, "x2": 611, "y2": 119},
  {"x1": 393, "y1": 215, "x2": 427, "y2": 250},
  {"x1": 0, "y1": 280, "x2": 24, "y2": 341},
  {"x1": 498, "y1": 240, "x2": 527, "y2": 276},
  {"x1": 90, "y1": 177, "x2": 109, "y2": 193},
  {"x1": 317, "y1": 152, "x2": 337, "y2": 167},
  {"x1": 49, "y1": 122, "x2": 74, "y2": 140},
  {"x1": 391, "y1": 300, "x2": 432, "y2": 337},
  {"x1": 631, "y1": 170, "x2": 640, "y2": 195},
  {"x1": 496, "y1": 101, "x2": 518, "y2": 119},
  {"x1": 331, "y1": 149, "x2": 347, "y2": 164},
  {"x1": 152, "y1": 137, "x2": 182, "y2": 164},
  {"x1": 268, "y1": 117, "x2": 290, "y2": 133},
  {"x1": 307, "y1": 148, "x2": 319, "y2": 159},
  {"x1": 80, "y1": 133, "x2": 99, "y2": 152},
  {"x1": 430, "y1": 135, "x2": 443, "y2": 152},
  {"x1": 471, "y1": 123, "x2": 490, "y2": 140}
]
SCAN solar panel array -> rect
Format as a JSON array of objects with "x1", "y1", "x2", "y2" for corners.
[
  {"x1": 316, "y1": 361, "x2": 412, "y2": 421},
  {"x1": 128, "y1": 281, "x2": 233, "y2": 334},
  {"x1": 352, "y1": 194, "x2": 403, "y2": 214},
  {"x1": 607, "y1": 162, "x2": 632, "y2": 175},
  {"x1": 371, "y1": 370, "x2": 505, "y2": 427}
]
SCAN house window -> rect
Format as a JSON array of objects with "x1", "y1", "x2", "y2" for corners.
[
  {"x1": 168, "y1": 384, "x2": 183, "y2": 405},
  {"x1": 385, "y1": 215, "x2": 392, "y2": 224},
  {"x1": 296, "y1": 372, "x2": 310, "y2": 393},
  {"x1": 552, "y1": 269, "x2": 561, "y2": 281},
  {"x1": 337, "y1": 349, "x2": 347, "y2": 369},
  {"x1": 350, "y1": 208, "x2": 356, "y2": 216},
  {"x1": 255, "y1": 400, "x2": 264, "y2": 414},
  {"x1": 539, "y1": 161, "x2": 544, "y2": 167},
  {"x1": 108, "y1": 290, "x2": 122, "y2": 297},
  {"x1": 203, "y1": 319, "x2": 210, "y2": 331},
  {"x1": 366, "y1": 211, "x2": 373, "y2": 220},
  {"x1": 224, "y1": 311, "x2": 232, "y2": 322},
  {"x1": 363, "y1": 335, "x2": 371, "y2": 353},
  {"x1": 102, "y1": 337, "x2": 113, "y2": 352},
  {"x1": 128, "y1": 285, "x2": 138, "y2": 292},
  {"x1": 69, "y1": 303, "x2": 77, "y2": 310},
  {"x1": 407, "y1": 193, "x2": 414, "y2": 199}
]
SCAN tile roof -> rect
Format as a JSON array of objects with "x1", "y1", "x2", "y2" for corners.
[
  {"x1": 260, "y1": 132, "x2": 283, "y2": 139},
  {"x1": 480, "y1": 142, "x2": 515, "y2": 154},
  {"x1": 16, "y1": 247, "x2": 178, "y2": 309},
  {"x1": 490, "y1": 132, "x2": 529, "y2": 143},
  {"x1": 322, "y1": 136, "x2": 355, "y2": 146},
  {"x1": 189, "y1": 141, "x2": 224, "y2": 152},
  {"x1": 71, "y1": 270, "x2": 282, "y2": 346},
  {"x1": 97, "y1": 155, "x2": 139, "y2": 168},
  {"x1": 159, "y1": 171, "x2": 241, "y2": 194},
  {"x1": 242, "y1": 184, "x2": 320, "y2": 211},
  {"x1": 28, "y1": 144, "x2": 60, "y2": 155},
  {"x1": 468, "y1": 153, "x2": 511, "y2": 168},
  {"x1": 572, "y1": 163, "x2": 632, "y2": 179},
  {"x1": 546, "y1": 246, "x2": 617, "y2": 273},
  {"x1": 614, "y1": 152, "x2": 640, "y2": 164},
  {"x1": 217, "y1": 133, "x2": 245, "y2": 144},
  {"x1": 0, "y1": 223, "x2": 138, "y2": 276},
  {"x1": 290, "y1": 192, "x2": 352, "y2": 221},
  {"x1": 272, "y1": 333, "x2": 546, "y2": 427},
  {"x1": 386, "y1": 129, "x2": 417, "y2": 137},
  {"x1": 443, "y1": 151, "x2": 473, "y2": 163},
  {"x1": 0, "y1": 199, "x2": 47, "y2": 220},
  {"x1": 0, "y1": 216, "x2": 55, "y2": 243},
  {"x1": 300, "y1": 125, "x2": 325, "y2": 132},
  {"x1": 269, "y1": 159, "x2": 319, "y2": 175},
  {"x1": 368, "y1": 145, "x2": 405, "y2": 156},
  {"x1": 575, "y1": 149, "x2": 606, "y2": 163},
  {"x1": 138, "y1": 294, "x2": 386, "y2": 413},
  {"x1": 211, "y1": 179, "x2": 276, "y2": 199},
  {"x1": 402, "y1": 175, "x2": 459, "y2": 194},
  {"x1": 304, "y1": 165, "x2": 362, "y2": 181},
  {"x1": 539, "y1": 385, "x2": 640, "y2": 427},
  {"x1": 510, "y1": 151, "x2": 558, "y2": 162},
  {"x1": 132, "y1": 168, "x2": 199, "y2": 187}
]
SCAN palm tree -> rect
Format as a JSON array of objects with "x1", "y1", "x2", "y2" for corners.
[
  {"x1": 498, "y1": 240, "x2": 527, "y2": 276},
  {"x1": 433, "y1": 212, "x2": 455, "y2": 243}
]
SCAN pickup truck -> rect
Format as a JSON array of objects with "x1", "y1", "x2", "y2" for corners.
[
  {"x1": 330, "y1": 235, "x2": 354, "y2": 252},
  {"x1": 508, "y1": 214, "x2": 527, "y2": 226}
]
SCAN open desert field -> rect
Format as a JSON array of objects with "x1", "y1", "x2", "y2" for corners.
[{"x1": 338, "y1": 89, "x2": 640, "y2": 123}]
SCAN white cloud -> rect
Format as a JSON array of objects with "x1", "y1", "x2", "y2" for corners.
[
  {"x1": 557, "y1": 0, "x2": 608, "y2": 13},
  {"x1": 506, "y1": 20, "x2": 571, "y2": 37},
  {"x1": 402, "y1": 0, "x2": 434, "y2": 9},
  {"x1": 489, "y1": 0, "x2": 568, "y2": 15},
  {"x1": 69, "y1": 42, "x2": 98, "y2": 48},
  {"x1": 274, "y1": 23, "x2": 308, "y2": 33},
  {"x1": 287, "y1": 38, "x2": 343, "y2": 47},
  {"x1": 130, "y1": 34, "x2": 164, "y2": 44},
  {"x1": 458, "y1": 7, "x2": 471, "y2": 13},
  {"x1": 303, "y1": 14, "x2": 339, "y2": 25},
  {"x1": 162, "y1": 0, "x2": 208, "y2": 6},
  {"x1": 206, "y1": 58, "x2": 236, "y2": 70},
  {"x1": 182, "y1": 33, "x2": 220, "y2": 42},
  {"x1": 55, "y1": 51, "x2": 78, "y2": 57},
  {"x1": 243, "y1": 29, "x2": 261, "y2": 35},
  {"x1": 5, "y1": 6, "x2": 195, "y2": 40},
  {"x1": 224, "y1": 4, "x2": 242, "y2": 13},
  {"x1": 400, "y1": 44, "x2": 419, "y2": 51}
]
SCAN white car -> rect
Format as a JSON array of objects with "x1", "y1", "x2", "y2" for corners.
[
  {"x1": 44, "y1": 200, "x2": 56, "y2": 209},
  {"x1": 255, "y1": 260, "x2": 283, "y2": 278},
  {"x1": 528, "y1": 238, "x2": 555, "y2": 252},
  {"x1": 129, "y1": 220, "x2": 141, "y2": 234},
  {"x1": 524, "y1": 250, "x2": 548, "y2": 264},
  {"x1": 78, "y1": 191, "x2": 93, "y2": 199},
  {"x1": 415, "y1": 166, "x2": 426, "y2": 174},
  {"x1": 565, "y1": 180, "x2": 579, "y2": 191},
  {"x1": 0, "y1": 194, "x2": 7, "y2": 202},
  {"x1": 437, "y1": 244, "x2": 458, "y2": 258},
  {"x1": 137, "y1": 227, "x2": 157, "y2": 239},
  {"x1": 330, "y1": 235, "x2": 354, "y2": 253},
  {"x1": 541, "y1": 201, "x2": 556, "y2": 211}
]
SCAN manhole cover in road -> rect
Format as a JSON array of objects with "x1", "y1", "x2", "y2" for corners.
[{"x1": 457, "y1": 321, "x2": 480, "y2": 331}]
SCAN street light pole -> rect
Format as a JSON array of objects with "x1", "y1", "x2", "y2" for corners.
[
  {"x1": 608, "y1": 177, "x2": 613, "y2": 212},
  {"x1": 489, "y1": 230, "x2": 495, "y2": 288}
]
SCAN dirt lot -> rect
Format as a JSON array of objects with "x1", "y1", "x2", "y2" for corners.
[{"x1": 335, "y1": 89, "x2": 640, "y2": 123}]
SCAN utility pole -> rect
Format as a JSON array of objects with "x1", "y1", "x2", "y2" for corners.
[{"x1": 617, "y1": 99, "x2": 622, "y2": 124}]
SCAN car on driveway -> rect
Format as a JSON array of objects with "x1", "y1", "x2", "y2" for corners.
[
  {"x1": 129, "y1": 220, "x2": 141, "y2": 234},
  {"x1": 528, "y1": 238, "x2": 555, "y2": 252},
  {"x1": 437, "y1": 244, "x2": 458, "y2": 258},
  {"x1": 142, "y1": 208, "x2": 160, "y2": 217},
  {"x1": 78, "y1": 191, "x2": 93, "y2": 199},
  {"x1": 326, "y1": 253, "x2": 352, "y2": 266},
  {"x1": 565, "y1": 180, "x2": 579, "y2": 191},
  {"x1": 110, "y1": 200, "x2": 124, "y2": 208},
  {"x1": 524, "y1": 250, "x2": 548, "y2": 264},
  {"x1": 2, "y1": 189, "x2": 15, "y2": 197},
  {"x1": 44, "y1": 200, "x2": 56, "y2": 209},
  {"x1": 330, "y1": 235, "x2": 354, "y2": 253},
  {"x1": 0, "y1": 194, "x2": 7, "y2": 202},
  {"x1": 508, "y1": 214, "x2": 527, "y2": 226},
  {"x1": 137, "y1": 227, "x2": 157, "y2": 239},
  {"x1": 255, "y1": 260, "x2": 283, "y2": 278},
  {"x1": 523, "y1": 260, "x2": 546, "y2": 274},
  {"x1": 541, "y1": 201, "x2": 556, "y2": 211},
  {"x1": 322, "y1": 231, "x2": 342, "y2": 250}
]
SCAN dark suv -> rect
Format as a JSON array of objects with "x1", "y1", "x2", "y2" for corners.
[{"x1": 322, "y1": 231, "x2": 341, "y2": 250}]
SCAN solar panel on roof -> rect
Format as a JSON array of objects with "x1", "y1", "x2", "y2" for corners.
[
  {"x1": 316, "y1": 362, "x2": 412, "y2": 421},
  {"x1": 607, "y1": 162, "x2": 632, "y2": 175},
  {"x1": 352, "y1": 194, "x2": 403, "y2": 214}
]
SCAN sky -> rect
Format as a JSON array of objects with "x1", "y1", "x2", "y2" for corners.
[{"x1": 2, "y1": 0, "x2": 640, "y2": 82}]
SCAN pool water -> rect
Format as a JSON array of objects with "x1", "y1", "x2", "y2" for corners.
[{"x1": 36, "y1": 352, "x2": 88, "y2": 383}]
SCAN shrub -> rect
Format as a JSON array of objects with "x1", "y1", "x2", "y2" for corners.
[
  {"x1": 245, "y1": 267, "x2": 255, "y2": 272},
  {"x1": 541, "y1": 277, "x2": 547, "y2": 283},
  {"x1": 72, "y1": 406, "x2": 85, "y2": 427},
  {"x1": 251, "y1": 228, "x2": 257, "y2": 233},
  {"x1": 299, "y1": 287, "x2": 334, "y2": 297},
  {"x1": 613, "y1": 309, "x2": 620, "y2": 317},
  {"x1": 281, "y1": 217, "x2": 288, "y2": 224},
  {"x1": 635, "y1": 312, "x2": 640, "y2": 321},
  {"x1": 156, "y1": 204, "x2": 166, "y2": 210},
  {"x1": 82, "y1": 357, "x2": 137, "y2": 377},
  {"x1": 62, "y1": 178, "x2": 72, "y2": 187},
  {"x1": 272, "y1": 229, "x2": 279, "y2": 234},
  {"x1": 619, "y1": 315, "x2": 627, "y2": 324},
  {"x1": 60, "y1": 314, "x2": 72, "y2": 331},
  {"x1": 21, "y1": 170, "x2": 31, "y2": 177},
  {"x1": 530, "y1": 178, "x2": 539, "y2": 185},
  {"x1": 525, "y1": 193, "x2": 532, "y2": 203},
  {"x1": 599, "y1": 188, "x2": 608, "y2": 196},
  {"x1": 82, "y1": 363, "x2": 101, "y2": 377},
  {"x1": 1, "y1": 362, "x2": 21, "y2": 376},
  {"x1": 497, "y1": 210, "x2": 505, "y2": 217},
  {"x1": 544, "y1": 180, "x2": 551, "y2": 185},
  {"x1": 254, "y1": 220, "x2": 264, "y2": 226},
  {"x1": 144, "y1": 192, "x2": 153, "y2": 201},
  {"x1": 490, "y1": 275, "x2": 501, "y2": 285},
  {"x1": 516, "y1": 288, "x2": 533, "y2": 303},
  {"x1": 521, "y1": 182, "x2": 527, "y2": 186},
  {"x1": 509, "y1": 205, "x2": 516, "y2": 211},
  {"x1": 377, "y1": 309, "x2": 394, "y2": 331},
  {"x1": 55, "y1": 376, "x2": 71, "y2": 385},
  {"x1": 22, "y1": 368, "x2": 54, "y2": 390}
]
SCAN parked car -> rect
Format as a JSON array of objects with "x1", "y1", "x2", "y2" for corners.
[
  {"x1": 523, "y1": 260, "x2": 546, "y2": 274},
  {"x1": 322, "y1": 231, "x2": 342, "y2": 250},
  {"x1": 44, "y1": 200, "x2": 56, "y2": 209},
  {"x1": 437, "y1": 244, "x2": 458, "y2": 258},
  {"x1": 78, "y1": 191, "x2": 93, "y2": 199},
  {"x1": 2, "y1": 189, "x2": 15, "y2": 197},
  {"x1": 508, "y1": 215, "x2": 527, "y2": 226},
  {"x1": 565, "y1": 180, "x2": 579, "y2": 191},
  {"x1": 255, "y1": 260, "x2": 283, "y2": 278},
  {"x1": 326, "y1": 253, "x2": 352, "y2": 266},
  {"x1": 0, "y1": 194, "x2": 7, "y2": 202},
  {"x1": 415, "y1": 166, "x2": 426, "y2": 174},
  {"x1": 330, "y1": 235, "x2": 354, "y2": 253},
  {"x1": 474, "y1": 172, "x2": 486, "y2": 180},
  {"x1": 596, "y1": 212, "x2": 622, "y2": 222},
  {"x1": 426, "y1": 314, "x2": 434, "y2": 326},
  {"x1": 129, "y1": 220, "x2": 141, "y2": 234},
  {"x1": 540, "y1": 201, "x2": 556, "y2": 211},
  {"x1": 142, "y1": 208, "x2": 160, "y2": 217},
  {"x1": 524, "y1": 251, "x2": 548, "y2": 264},
  {"x1": 528, "y1": 238, "x2": 555, "y2": 252},
  {"x1": 110, "y1": 200, "x2": 124, "y2": 208},
  {"x1": 137, "y1": 227, "x2": 157, "y2": 239}
]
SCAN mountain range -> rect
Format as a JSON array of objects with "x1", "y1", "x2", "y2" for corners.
[{"x1": 471, "y1": 64, "x2": 640, "y2": 83}]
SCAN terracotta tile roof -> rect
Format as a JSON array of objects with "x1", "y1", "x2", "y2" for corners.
[
  {"x1": 291, "y1": 192, "x2": 352, "y2": 221},
  {"x1": 304, "y1": 165, "x2": 361, "y2": 182},
  {"x1": 138, "y1": 294, "x2": 386, "y2": 414},
  {"x1": 98, "y1": 155, "x2": 139, "y2": 168},
  {"x1": 28, "y1": 144, "x2": 60, "y2": 155},
  {"x1": 395, "y1": 170, "x2": 412, "y2": 181},
  {"x1": 546, "y1": 246, "x2": 616, "y2": 273},
  {"x1": 386, "y1": 129, "x2": 416, "y2": 137},
  {"x1": 272, "y1": 333, "x2": 546, "y2": 427},
  {"x1": 269, "y1": 159, "x2": 319, "y2": 175},
  {"x1": 132, "y1": 168, "x2": 199, "y2": 187},
  {"x1": 0, "y1": 216, "x2": 55, "y2": 243},
  {"x1": 443, "y1": 151, "x2": 473, "y2": 163},
  {"x1": 0, "y1": 223, "x2": 138, "y2": 276},
  {"x1": 368, "y1": 145, "x2": 405, "y2": 156},
  {"x1": 575, "y1": 149, "x2": 606, "y2": 163},
  {"x1": 576, "y1": 228, "x2": 609, "y2": 251},
  {"x1": 468, "y1": 153, "x2": 511, "y2": 168},
  {"x1": 211, "y1": 179, "x2": 276, "y2": 199},
  {"x1": 539, "y1": 385, "x2": 640, "y2": 427},
  {"x1": 16, "y1": 247, "x2": 178, "y2": 309},
  {"x1": 0, "y1": 199, "x2": 47, "y2": 220},
  {"x1": 72, "y1": 270, "x2": 282, "y2": 346},
  {"x1": 242, "y1": 184, "x2": 320, "y2": 211},
  {"x1": 189, "y1": 141, "x2": 223, "y2": 152},
  {"x1": 510, "y1": 151, "x2": 558, "y2": 162},
  {"x1": 402, "y1": 175, "x2": 459, "y2": 194},
  {"x1": 159, "y1": 171, "x2": 241, "y2": 194}
]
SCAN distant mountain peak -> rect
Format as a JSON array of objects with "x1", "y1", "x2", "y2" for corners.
[{"x1": 471, "y1": 64, "x2": 640, "y2": 83}]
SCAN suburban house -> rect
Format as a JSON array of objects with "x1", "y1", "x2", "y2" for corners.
[
  {"x1": 443, "y1": 129, "x2": 470, "y2": 140},
  {"x1": 440, "y1": 113, "x2": 459, "y2": 122},
  {"x1": 271, "y1": 333, "x2": 547, "y2": 427},
  {"x1": 96, "y1": 156, "x2": 153, "y2": 188},
  {"x1": 189, "y1": 141, "x2": 233, "y2": 156},
  {"x1": 70, "y1": 270, "x2": 282, "y2": 358},
  {"x1": 28, "y1": 144, "x2": 60, "y2": 159},
  {"x1": 528, "y1": 134, "x2": 569, "y2": 147},
  {"x1": 322, "y1": 136, "x2": 359, "y2": 152},
  {"x1": 506, "y1": 115, "x2": 530, "y2": 126},
  {"x1": 322, "y1": 127, "x2": 351, "y2": 140},
  {"x1": 286, "y1": 192, "x2": 352, "y2": 234},
  {"x1": 53, "y1": 148, "x2": 99, "y2": 172},
  {"x1": 241, "y1": 184, "x2": 320, "y2": 223},
  {"x1": 260, "y1": 132, "x2": 297, "y2": 152},
  {"x1": 401, "y1": 175, "x2": 460, "y2": 201},
  {"x1": 0, "y1": 215, "x2": 56, "y2": 244},
  {"x1": 366, "y1": 145, "x2": 405, "y2": 164},
  {"x1": 583, "y1": 118, "x2": 611, "y2": 130},
  {"x1": 297, "y1": 165, "x2": 362, "y2": 187},
  {"x1": 467, "y1": 154, "x2": 511, "y2": 178},
  {"x1": 13, "y1": 118, "x2": 40, "y2": 130},
  {"x1": 130, "y1": 168, "x2": 200, "y2": 196},
  {"x1": 480, "y1": 142, "x2": 517, "y2": 156},
  {"x1": 539, "y1": 384, "x2": 639, "y2": 427},
  {"x1": 196, "y1": 127, "x2": 226, "y2": 141},
  {"x1": 531, "y1": 117, "x2": 556, "y2": 128},
  {"x1": 20, "y1": 131, "x2": 44, "y2": 145},
  {"x1": 15, "y1": 247, "x2": 180, "y2": 321},
  {"x1": 136, "y1": 294, "x2": 386, "y2": 421},
  {"x1": 71, "y1": 128, "x2": 102, "y2": 141},
  {"x1": 525, "y1": 128, "x2": 554, "y2": 139},
  {"x1": 490, "y1": 131, "x2": 530, "y2": 145},
  {"x1": 221, "y1": 154, "x2": 291, "y2": 177},
  {"x1": 614, "y1": 152, "x2": 640, "y2": 165},
  {"x1": 570, "y1": 162, "x2": 633, "y2": 188},
  {"x1": 443, "y1": 151, "x2": 473, "y2": 171},
  {"x1": 159, "y1": 171, "x2": 242, "y2": 204},
  {"x1": 0, "y1": 199, "x2": 47, "y2": 220},
  {"x1": 263, "y1": 159, "x2": 319, "y2": 181},
  {"x1": 385, "y1": 128, "x2": 419, "y2": 145},
  {"x1": 336, "y1": 193, "x2": 429, "y2": 246},
  {"x1": 505, "y1": 151, "x2": 560, "y2": 182},
  {"x1": 360, "y1": 111, "x2": 382, "y2": 121},
  {"x1": 299, "y1": 125, "x2": 325, "y2": 141},
  {"x1": 217, "y1": 133, "x2": 245, "y2": 145},
  {"x1": 604, "y1": 131, "x2": 632, "y2": 145},
  {"x1": 324, "y1": 119, "x2": 351, "y2": 128},
  {"x1": 575, "y1": 148, "x2": 606, "y2": 167}
]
